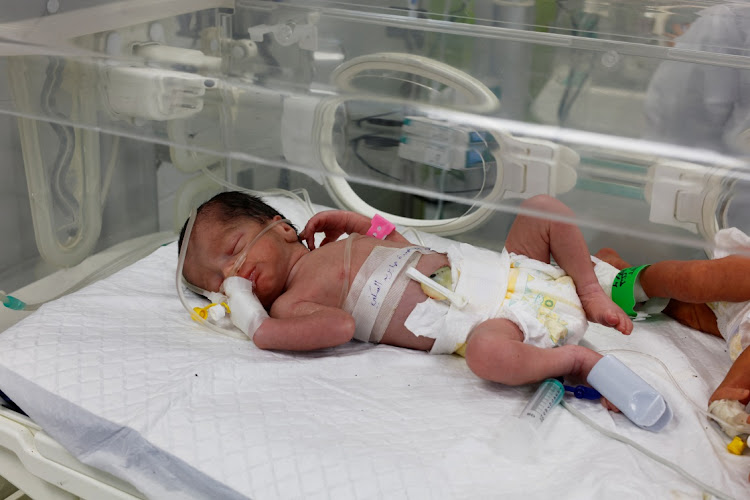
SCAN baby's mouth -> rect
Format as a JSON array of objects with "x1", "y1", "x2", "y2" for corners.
[{"x1": 241, "y1": 266, "x2": 258, "y2": 285}]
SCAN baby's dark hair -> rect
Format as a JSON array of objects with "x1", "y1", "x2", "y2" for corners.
[{"x1": 178, "y1": 191, "x2": 297, "y2": 252}]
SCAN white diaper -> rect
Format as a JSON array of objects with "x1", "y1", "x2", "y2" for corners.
[
  {"x1": 707, "y1": 228, "x2": 750, "y2": 360},
  {"x1": 405, "y1": 242, "x2": 509, "y2": 354},
  {"x1": 497, "y1": 253, "x2": 588, "y2": 349},
  {"x1": 404, "y1": 243, "x2": 589, "y2": 354}
]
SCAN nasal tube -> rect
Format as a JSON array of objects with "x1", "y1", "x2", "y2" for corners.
[
  {"x1": 227, "y1": 218, "x2": 291, "y2": 278},
  {"x1": 176, "y1": 209, "x2": 247, "y2": 340},
  {"x1": 176, "y1": 209, "x2": 285, "y2": 340}
]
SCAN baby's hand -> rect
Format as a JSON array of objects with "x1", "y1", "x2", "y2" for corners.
[
  {"x1": 300, "y1": 210, "x2": 366, "y2": 249},
  {"x1": 222, "y1": 276, "x2": 268, "y2": 340}
]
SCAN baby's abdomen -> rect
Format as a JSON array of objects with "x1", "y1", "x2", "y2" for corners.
[{"x1": 379, "y1": 253, "x2": 450, "y2": 351}]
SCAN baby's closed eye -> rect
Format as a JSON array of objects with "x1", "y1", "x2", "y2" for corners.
[{"x1": 228, "y1": 235, "x2": 243, "y2": 256}]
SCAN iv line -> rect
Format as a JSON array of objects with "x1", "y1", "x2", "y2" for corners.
[
  {"x1": 556, "y1": 347, "x2": 740, "y2": 500},
  {"x1": 602, "y1": 348, "x2": 737, "y2": 433},
  {"x1": 562, "y1": 401, "x2": 734, "y2": 500}
]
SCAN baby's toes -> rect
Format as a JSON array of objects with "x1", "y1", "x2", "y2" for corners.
[
  {"x1": 601, "y1": 309, "x2": 629, "y2": 335},
  {"x1": 615, "y1": 310, "x2": 633, "y2": 335}
]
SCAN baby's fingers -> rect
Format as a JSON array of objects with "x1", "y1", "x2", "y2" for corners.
[
  {"x1": 299, "y1": 229, "x2": 316, "y2": 250},
  {"x1": 711, "y1": 387, "x2": 750, "y2": 403}
]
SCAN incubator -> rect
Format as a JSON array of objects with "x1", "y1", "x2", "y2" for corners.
[
  {"x1": 0, "y1": 0, "x2": 749, "y2": 323},
  {"x1": 0, "y1": 1, "x2": 748, "y2": 498}
]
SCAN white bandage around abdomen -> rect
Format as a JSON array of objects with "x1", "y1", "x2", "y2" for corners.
[
  {"x1": 405, "y1": 243, "x2": 510, "y2": 354},
  {"x1": 221, "y1": 276, "x2": 269, "y2": 340},
  {"x1": 343, "y1": 246, "x2": 429, "y2": 343}
]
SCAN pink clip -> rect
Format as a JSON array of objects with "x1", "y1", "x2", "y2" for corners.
[{"x1": 367, "y1": 214, "x2": 396, "y2": 240}]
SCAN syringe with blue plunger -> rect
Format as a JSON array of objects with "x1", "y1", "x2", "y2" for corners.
[{"x1": 520, "y1": 355, "x2": 673, "y2": 432}]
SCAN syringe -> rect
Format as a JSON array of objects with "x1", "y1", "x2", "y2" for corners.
[{"x1": 519, "y1": 378, "x2": 564, "y2": 428}]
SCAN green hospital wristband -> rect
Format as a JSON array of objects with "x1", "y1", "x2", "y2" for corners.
[{"x1": 611, "y1": 265, "x2": 650, "y2": 318}]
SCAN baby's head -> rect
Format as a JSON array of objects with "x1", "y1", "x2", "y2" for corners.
[{"x1": 178, "y1": 191, "x2": 302, "y2": 298}]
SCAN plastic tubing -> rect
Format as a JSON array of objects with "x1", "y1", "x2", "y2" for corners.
[
  {"x1": 9, "y1": 56, "x2": 102, "y2": 268},
  {"x1": 0, "y1": 291, "x2": 28, "y2": 311},
  {"x1": 175, "y1": 209, "x2": 247, "y2": 340},
  {"x1": 600, "y1": 348, "x2": 737, "y2": 434},
  {"x1": 227, "y1": 218, "x2": 291, "y2": 278},
  {"x1": 1, "y1": 232, "x2": 176, "y2": 312},
  {"x1": 562, "y1": 401, "x2": 733, "y2": 500},
  {"x1": 557, "y1": 347, "x2": 736, "y2": 499},
  {"x1": 176, "y1": 210, "x2": 291, "y2": 340}
]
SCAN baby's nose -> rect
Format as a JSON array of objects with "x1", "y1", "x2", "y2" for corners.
[{"x1": 223, "y1": 253, "x2": 246, "y2": 279}]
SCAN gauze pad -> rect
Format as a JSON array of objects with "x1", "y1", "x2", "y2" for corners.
[
  {"x1": 708, "y1": 399, "x2": 750, "y2": 437},
  {"x1": 222, "y1": 276, "x2": 269, "y2": 340}
]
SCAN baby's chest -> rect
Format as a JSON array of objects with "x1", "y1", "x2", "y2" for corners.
[{"x1": 292, "y1": 256, "x2": 349, "y2": 306}]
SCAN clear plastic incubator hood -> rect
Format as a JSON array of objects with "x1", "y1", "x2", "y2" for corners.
[
  {"x1": 0, "y1": 1, "x2": 748, "y2": 499},
  {"x1": 0, "y1": 0, "x2": 748, "y2": 313}
]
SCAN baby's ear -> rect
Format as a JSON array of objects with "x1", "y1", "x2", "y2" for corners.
[{"x1": 280, "y1": 222, "x2": 299, "y2": 242}]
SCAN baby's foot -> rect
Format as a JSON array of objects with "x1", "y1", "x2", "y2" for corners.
[
  {"x1": 594, "y1": 248, "x2": 630, "y2": 270},
  {"x1": 578, "y1": 285, "x2": 633, "y2": 335}
]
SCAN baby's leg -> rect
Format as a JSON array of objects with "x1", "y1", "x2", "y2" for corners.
[
  {"x1": 505, "y1": 195, "x2": 632, "y2": 334},
  {"x1": 464, "y1": 318, "x2": 604, "y2": 386}
]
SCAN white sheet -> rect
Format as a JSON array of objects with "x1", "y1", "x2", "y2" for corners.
[{"x1": 0, "y1": 196, "x2": 748, "y2": 499}]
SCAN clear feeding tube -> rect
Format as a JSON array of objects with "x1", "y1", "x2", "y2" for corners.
[
  {"x1": 175, "y1": 210, "x2": 290, "y2": 340},
  {"x1": 176, "y1": 209, "x2": 246, "y2": 340},
  {"x1": 226, "y1": 218, "x2": 291, "y2": 280}
]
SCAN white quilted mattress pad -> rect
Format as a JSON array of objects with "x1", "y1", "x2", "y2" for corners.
[{"x1": 0, "y1": 196, "x2": 748, "y2": 499}]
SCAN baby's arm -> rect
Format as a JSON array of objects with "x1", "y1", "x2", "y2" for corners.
[
  {"x1": 252, "y1": 299, "x2": 355, "y2": 351},
  {"x1": 300, "y1": 210, "x2": 410, "y2": 249}
]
